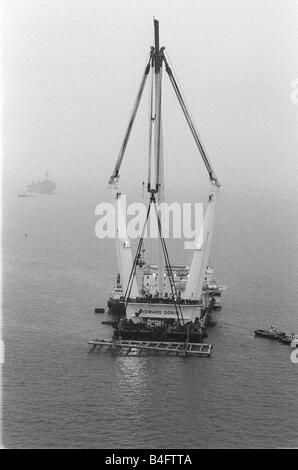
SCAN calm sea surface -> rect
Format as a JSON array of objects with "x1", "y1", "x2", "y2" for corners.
[{"x1": 2, "y1": 185, "x2": 298, "y2": 448}]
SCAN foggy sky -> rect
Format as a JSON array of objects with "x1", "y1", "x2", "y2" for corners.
[{"x1": 2, "y1": 0, "x2": 298, "y2": 197}]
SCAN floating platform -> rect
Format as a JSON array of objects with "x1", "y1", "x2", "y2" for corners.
[{"x1": 88, "y1": 339, "x2": 213, "y2": 357}]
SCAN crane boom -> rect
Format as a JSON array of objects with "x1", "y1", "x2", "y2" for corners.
[
  {"x1": 109, "y1": 54, "x2": 152, "y2": 183},
  {"x1": 184, "y1": 188, "x2": 219, "y2": 300}
]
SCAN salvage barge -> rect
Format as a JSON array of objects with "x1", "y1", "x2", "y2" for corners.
[{"x1": 90, "y1": 19, "x2": 223, "y2": 356}]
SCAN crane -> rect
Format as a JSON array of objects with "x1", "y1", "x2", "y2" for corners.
[{"x1": 108, "y1": 19, "x2": 221, "y2": 311}]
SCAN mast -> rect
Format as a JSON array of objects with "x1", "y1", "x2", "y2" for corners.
[
  {"x1": 157, "y1": 121, "x2": 165, "y2": 295},
  {"x1": 152, "y1": 19, "x2": 165, "y2": 295},
  {"x1": 153, "y1": 19, "x2": 162, "y2": 193}
]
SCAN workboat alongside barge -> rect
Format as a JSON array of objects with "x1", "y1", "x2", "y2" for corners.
[
  {"x1": 254, "y1": 326, "x2": 286, "y2": 340},
  {"x1": 254, "y1": 327, "x2": 298, "y2": 348},
  {"x1": 91, "y1": 20, "x2": 224, "y2": 353}
]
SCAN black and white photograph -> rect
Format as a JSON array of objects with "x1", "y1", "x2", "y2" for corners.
[{"x1": 1, "y1": 0, "x2": 298, "y2": 452}]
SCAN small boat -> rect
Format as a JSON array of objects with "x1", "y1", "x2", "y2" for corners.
[
  {"x1": 278, "y1": 334, "x2": 292, "y2": 345},
  {"x1": 276, "y1": 331, "x2": 297, "y2": 345},
  {"x1": 94, "y1": 308, "x2": 105, "y2": 314},
  {"x1": 18, "y1": 193, "x2": 34, "y2": 198},
  {"x1": 254, "y1": 326, "x2": 285, "y2": 340}
]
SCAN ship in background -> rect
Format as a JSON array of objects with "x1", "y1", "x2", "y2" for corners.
[{"x1": 27, "y1": 171, "x2": 56, "y2": 194}]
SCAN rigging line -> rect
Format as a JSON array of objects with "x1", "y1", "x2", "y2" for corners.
[
  {"x1": 154, "y1": 209, "x2": 179, "y2": 298},
  {"x1": 163, "y1": 233, "x2": 184, "y2": 324},
  {"x1": 124, "y1": 200, "x2": 152, "y2": 307},
  {"x1": 164, "y1": 57, "x2": 212, "y2": 174},
  {"x1": 165, "y1": 49, "x2": 199, "y2": 128},
  {"x1": 161, "y1": 232, "x2": 184, "y2": 326},
  {"x1": 161, "y1": 236, "x2": 185, "y2": 325},
  {"x1": 124, "y1": 230, "x2": 145, "y2": 304},
  {"x1": 168, "y1": 69, "x2": 215, "y2": 182},
  {"x1": 165, "y1": 48, "x2": 206, "y2": 146},
  {"x1": 156, "y1": 214, "x2": 178, "y2": 318},
  {"x1": 154, "y1": 203, "x2": 184, "y2": 325}
]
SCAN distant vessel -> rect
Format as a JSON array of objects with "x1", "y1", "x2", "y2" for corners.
[
  {"x1": 27, "y1": 171, "x2": 56, "y2": 194},
  {"x1": 18, "y1": 193, "x2": 34, "y2": 198}
]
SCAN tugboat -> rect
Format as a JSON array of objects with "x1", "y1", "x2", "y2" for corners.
[
  {"x1": 278, "y1": 332, "x2": 296, "y2": 345},
  {"x1": 99, "y1": 19, "x2": 223, "y2": 345},
  {"x1": 27, "y1": 171, "x2": 56, "y2": 194},
  {"x1": 254, "y1": 326, "x2": 286, "y2": 340},
  {"x1": 254, "y1": 327, "x2": 298, "y2": 349}
]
